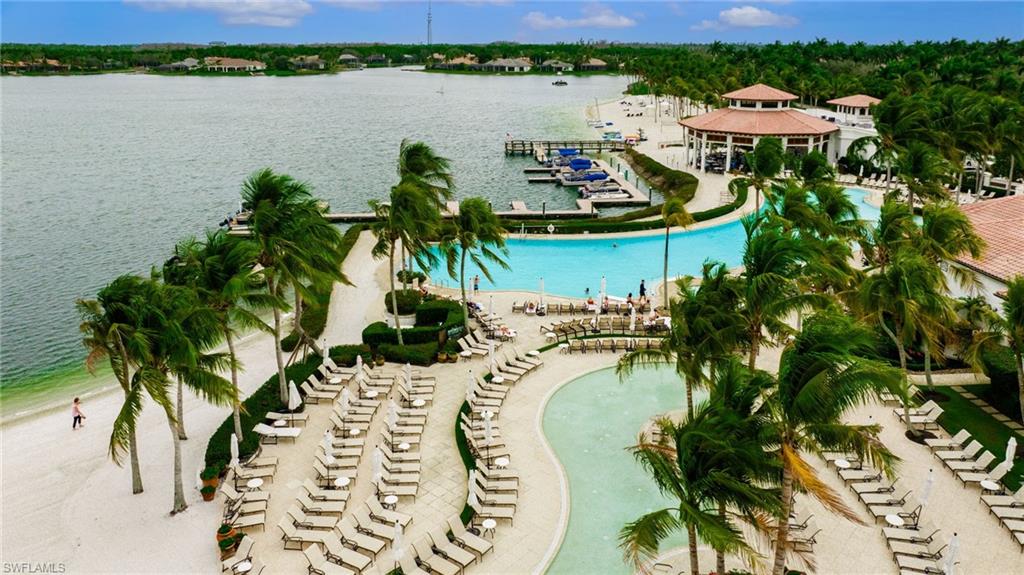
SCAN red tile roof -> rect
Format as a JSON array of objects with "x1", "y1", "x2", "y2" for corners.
[
  {"x1": 721, "y1": 83, "x2": 798, "y2": 102},
  {"x1": 827, "y1": 94, "x2": 881, "y2": 108},
  {"x1": 679, "y1": 108, "x2": 839, "y2": 137},
  {"x1": 955, "y1": 196, "x2": 1024, "y2": 282}
]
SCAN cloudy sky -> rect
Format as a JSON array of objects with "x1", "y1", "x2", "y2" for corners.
[{"x1": 2, "y1": 1, "x2": 1022, "y2": 44}]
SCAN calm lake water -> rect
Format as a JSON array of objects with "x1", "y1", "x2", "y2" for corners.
[{"x1": 0, "y1": 69, "x2": 625, "y2": 412}]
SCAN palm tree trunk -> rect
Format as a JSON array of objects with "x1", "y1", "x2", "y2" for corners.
[
  {"x1": 268, "y1": 275, "x2": 288, "y2": 404},
  {"x1": 176, "y1": 379, "x2": 187, "y2": 440},
  {"x1": 460, "y1": 248, "x2": 469, "y2": 331},
  {"x1": 685, "y1": 379, "x2": 694, "y2": 421},
  {"x1": 293, "y1": 288, "x2": 305, "y2": 354},
  {"x1": 166, "y1": 412, "x2": 187, "y2": 514},
  {"x1": 389, "y1": 244, "x2": 404, "y2": 345},
  {"x1": 771, "y1": 462, "x2": 794, "y2": 575},
  {"x1": 956, "y1": 171, "x2": 964, "y2": 204},
  {"x1": 923, "y1": 338, "x2": 934, "y2": 389},
  {"x1": 226, "y1": 328, "x2": 243, "y2": 441},
  {"x1": 879, "y1": 318, "x2": 915, "y2": 431},
  {"x1": 1007, "y1": 156, "x2": 1015, "y2": 193},
  {"x1": 976, "y1": 164, "x2": 984, "y2": 199},
  {"x1": 687, "y1": 523, "x2": 699, "y2": 575},
  {"x1": 1015, "y1": 348, "x2": 1024, "y2": 425},
  {"x1": 885, "y1": 164, "x2": 892, "y2": 196},
  {"x1": 747, "y1": 325, "x2": 760, "y2": 371},
  {"x1": 663, "y1": 225, "x2": 670, "y2": 312},
  {"x1": 716, "y1": 501, "x2": 727, "y2": 574},
  {"x1": 129, "y1": 428, "x2": 143, "y2": 494},
  {"x1": 401, "y1": 245, "x2": 408, "y2": 291}
]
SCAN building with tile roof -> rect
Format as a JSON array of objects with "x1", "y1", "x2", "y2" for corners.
[{"x1": 947, "y1": 195, "x2": 1024, "y2": 312}]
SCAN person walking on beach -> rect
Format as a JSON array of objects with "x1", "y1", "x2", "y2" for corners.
[
  {"x1": 72, "y1": 397, "x2": 85, "y2": 430},
  {"x1": 473, "y1": 275, "x2": 480, "y2": 294},
  {"x1": 639, "y1": 279, "x2": 646, "y2": 299}
]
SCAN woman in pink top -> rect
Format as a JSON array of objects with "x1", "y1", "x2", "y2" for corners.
[{"x1": 72, "y1": 397, "x2": 85, "y2": 429}]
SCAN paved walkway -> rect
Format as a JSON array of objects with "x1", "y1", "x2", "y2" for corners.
[{"x1": 951, "y1": 385, "x2": 1024, "y2": 434}]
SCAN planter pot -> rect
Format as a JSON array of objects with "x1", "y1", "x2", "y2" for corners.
[
  {"x1": 374, "y1": 357, "x2": 386, "y2": 366},
  {"x1": 216, "y1": 526, "x2": 237, "y2": 543},
  {"x1": 202, "y1": 490, "x2": 216, "y2": 502},
  {"x1": 202, "y1": 476, "x2": 219, "y2": 489},
  {"x1": 437, "y1": 353, "x2": 448, "y2": 363}
]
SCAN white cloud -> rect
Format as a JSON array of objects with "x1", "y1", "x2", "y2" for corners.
[
  {"x1": 126, "y1": 0, "x2": 314, "y2": 27},
  {"x1": 523, "y1": 3, "x2": 636, "y2": 31},
  {"x1": 691, "y1": 5, "x2": 798, "y2": 31},
  {"x1": 320, "y1": 0, "x2": 382, "y2": 11}
]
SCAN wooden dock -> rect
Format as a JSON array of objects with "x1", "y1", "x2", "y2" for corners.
[{"x1": 505, "y1": 139, "x2": 630, "y2": 156}]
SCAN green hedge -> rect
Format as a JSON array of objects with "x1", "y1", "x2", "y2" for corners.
[
  {"x1": 384, "y1": 289, "x2": 422, "y2": 315},
  {"x1": 454, "y1": 401, "x2": 477, "y2": 525},
  {"x1": 623, "y1": 148, "x2": 699, "y2": 202},
  {"x1": 415, "y1": 299, "x2": 463, "y2": 326},
  {"x1": 204, "y1": 355, "x2": 321, "y2": 471},
  {"x1": 379, "y1": 342, "x2": 439, "y2": 366},
  {"x1": 396, "y1": 270, "x2": 427, "y2": 284},
  {"x1": 328, "y1": 344, "x2": 373, "y2": 367},
  {"x1": 363, "y1": 300, "x2": 466, "y2": 348},
  {"x1": 981, "y1": 345, "x2": 1019, "y2": 399}
]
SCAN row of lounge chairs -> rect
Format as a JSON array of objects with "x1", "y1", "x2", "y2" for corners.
[
  {"x1": 458, "y1": 328, "x2": 504, "y2": 357},
  {"x1": 542, "y1": 317, "x2": 667, "y2": 340},
  {"x1": 512, "y1": 300, "x2": 649, "y2": 316},
  {"x1": 563, "y1": 338, "x2": 663, "y2": 354}
]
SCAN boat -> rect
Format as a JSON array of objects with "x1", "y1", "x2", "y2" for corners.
[
  {"x1": 552, "y1": 79, "x2": 568, "y2": 86},
  {"x1": 582, "y1": 181, "x2": 622, "y2": 194},
  {"x1": 559, "y1": 170, "x2": 609, "y2": 186},
  {"x1": 582, "y1": 189, "x2": 630, "y2": 200}
]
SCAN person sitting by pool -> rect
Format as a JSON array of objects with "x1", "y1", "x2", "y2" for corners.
[
  {"x1": 587, "y1": 295, "x2": 595, "y2": 306},
  {"x1": 601, "y1": 296, "x2": 610, "y2": 314},
  {"x1": 626, "y1": 293, "x2": 634, "y2": 308},
  {"x1": 525, "y1": 301, "x2": 537, "y2": 315},
  {"x1": 419, "y1": 284, "x2": 429, "y2": 297}
]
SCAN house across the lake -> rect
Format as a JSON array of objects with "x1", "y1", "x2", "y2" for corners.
[
  {"x1": 290, "y1": 55, "x2": 326, "y2": 70},
  {"x1": 479, "y1": 58, "x2": 532, "y2": 73},
  {"x1": 578, "y1": 58, "x2": 607, "y2": 71},
  {"x1": 157, "y1": 57, "x2": 200, "y2": 72},
  {"x1": 541, "y1": 59, "x2": 574, "y2": 72},
  {"x1": 433, "y1": 55, "x2": 478, "y2": 70},
  {"x1": 203, "y1": 57, "x2": 266, "y2": 72},
  {"x1": 365, "y1": 54, "x2": 389, "y2": 66},
  {"x1": 338, "y1": 53, "x2": 361, "y2": 68}
]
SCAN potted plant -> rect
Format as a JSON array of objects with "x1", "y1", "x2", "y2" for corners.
[
  {"x1": 216, "y1": 523, "x2": 237, "y2": 543},
  {"x1": 201, "y1": 485, "x2": 216, "y2": 502},
  {"x1": 218, "y1": 536, "x2": 237, "y2": 559},
  {"x1": 374, "y1": 355, "x2": 385, "y2": 366},
  {"x1": 200, "y1": 466, "x2": 220, "y2": 488},
  {"x1": 437, "y1": 351, "x2": 448, "y2": 363}
]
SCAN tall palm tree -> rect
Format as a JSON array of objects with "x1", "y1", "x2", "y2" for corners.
[
  {"x1": 618, "y1": 262, "x2": 745, "y2": 418},
  {"x1": 439, "y1": 197, "x2": 509, "y2": 330},
  {"x1": 241, "y1": 168, "x2": 333, "y2": 403},
  {"x1": 396, "y1": 139, "x2": 455, "y2": 288},
  {"x1": 164, "y1": 230, "x2": 278, "y2": 441},
  {"x1": 369, "y1": 182, "x2": 441, "y2": 345},
  {"x1": 733, "y1": 137, "x2": 785, "y2": 208},
  {"x1": 77, "y1": 275, "x2": 153, "y2": 494},
  {"x1": 968, "y1": 276, "x2": 1024, "y2": 422},
  {"x1": 660, "y1": 197, "x2": 694, "y2": 310},
  {"x1": 765, "y1": 312, "x2": 901, "y2": 575},
  {"x1": 135, "y1": 280, "x2": 235, "y2": 514},
  {"x1": 893, "y1": 141, "x2": 952, "y2": 206},
  {"x1": 917, "y1": 202, "x2": 986, "y2": 289}
]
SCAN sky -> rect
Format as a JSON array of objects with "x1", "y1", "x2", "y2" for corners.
[{"x1": 1, "y1": 1, "x2": 1022, "y2": 45}]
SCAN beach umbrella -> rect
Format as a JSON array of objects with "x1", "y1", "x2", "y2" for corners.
[
  {"x1": 629, "y1": 307, "x2": 636, "y2": 332},
  {"x1": 401, "y1": 373, "x2": 412, "y2": 398},
  {"x1": 484, "y1": 411, "x2": 493, "y2": 447},
  {"x1": 322, "y1": 429, "x2": 334, "y2": 450},
  {"x1": 539, "y1": 277, "x2": 545, "y2": 306},
  {"x1": 339, "y1": 388, "x2": 350, "y2": 413},
  {"x1": 467, "y1": 471, "x2": 478, "y2": 509},
  {"x1": 372, "y1": 447, "x2": 383, "y2": 482},
  {"x1": 288, "y1": 380, "x2": 302, "y2": 411},
  {"x1": 919, "y1": 468, "x2": 935, "y2": 510},
  {"x1": 196, "y1": 469, "x2": 204, "y2": 491},
  {"x1": 859, "y1": 164, "x2": 865, "y2": 177},
  {"x1": 388, "y1": 401, "x2": 399, "y2": 430},
  {"x1": 488, "y1": 295, "x2": 493, "y2": 318},
  {"x1": 355, "y1": 367, "x2": 366, "y2": 385},
  {"x1": 404, "y1": 363, "x2": 412, "y2": 384},
  {"x1": 943, "y1": 533, "x2": 959, "y2": 575},
  {"x1": 600, "y1": 275, "x2": 606, "y2": 301},
  {"x1": 356, "y1": 354, "x2": 363, "y2": 373},
  {"x1": 488, "y1": 340, "x2": 496, "y2": 373},
  {"x1": 393, "y1": 522, "x2": 404, "y2": 559},
  {"x1": 321, "y1": 339, "x2": 329, "y2": 366},
  {"x1": 1005, "y1": 437, "x2": 1018, "y2": 468}
]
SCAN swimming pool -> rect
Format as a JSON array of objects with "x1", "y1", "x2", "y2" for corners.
[
  {"x1": 429, "y1": 188, "x2": 879, "y2": 298},
  {"x1": 543, "y1": 365, "x2": 693, "y2": 574}
]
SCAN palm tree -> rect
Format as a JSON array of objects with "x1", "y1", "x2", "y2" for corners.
[
  {"x1": 968, "y1": 276, "x2": 1024, "y2": 422},
  {"x1": 917, "y1": 202, "x2": 986, "y2": 289},
  {"x1": 241, "y1": 168, "x2": 331, "y2": 403},
  {"x1": 164, "y1": 230, "x2": 278, "y2": 441},
  {"x1": 439, "y1": 197, "x2": 509, "y2": 330},
  {"x1": 618, "y1": 262, "x2": 745, "y2": 418},
  {"x1": 660, "y1": 197, "x2": 694, "y2": 310},
  {"x1": 369, "y1": 182, "x2": 441, "y2": 345},
  {"x1": 396, "y1": 139, "x2": 455, "y2": 288},
  {"x1": 77, "y1": 275, "x2": 153, "y2": 494},
  {"x1": 733, "y1": 137, "x2": 785, "y2": 208},
  {"x1": 765, "y1": 312, "x2": 901, "y2": 575},
  {"x1": 893, "y1": 141, "x2": 952, "y2": 206}
]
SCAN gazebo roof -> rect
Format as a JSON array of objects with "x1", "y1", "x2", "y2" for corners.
[
  {"x1": 955, "y1": 196, "x2": 1024, "y2": 282},
  {"x1": 827, "y1": 94, "x2": 881, "y2": 108},
  {"x1": 721, "y1": 83, "x2": 798, "y2": 102},
  {"x1": 680, "y1": 108, "x2": 839, "y2": 137}
]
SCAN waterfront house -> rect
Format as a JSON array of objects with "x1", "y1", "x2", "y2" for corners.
[
  {"x1": 479, "y1": 58, "x2": 532, "y2": 73},
  {"x1": 434, "y1": 55, "x2": 478, "y2": 70},
  {"x1": 290, "y1": 55, "x2": 326, "y2": 70},
  {"x1": 157, "y1": 57, "x2": 200, "y2": 72},
  {"x1": 204, "y1": 57, "x2": 266, "y2": 72},
  {"x1": 578, "y1": 58, "x2": 607, "y2": 71},
  {"x1": 3, "y1": 58, "x2": 70, "y2": 72},
  {"x1": 338, "y1": 53, "x2": 361, "y2": 67},
  {"x1": 541, "y1": 59, "x2": 574, "y2": 72},
  {"x1": 366, "y1": 54, "x2": 389, "y2": 66}
]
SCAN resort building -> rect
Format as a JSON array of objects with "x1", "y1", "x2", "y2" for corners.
[
  {"x1": 796, "y1": 93, "x2": 882, "y2": 160},
  {"x1": 946, "y1": 195, "x2": 1024, "y2": 313},
  {"x1": 157, "y1": 57, "x2": 200, "y2": 72},
  {"x1": 289, "y1": 55, "x2": 326, "y2": 70},
  {"x1": 541, "y1": 59, "x2": 574, "y2": 72},
  {"x1": 337, "y1": 53, "x2": 361, "y2": 67},
  {"x1": 479, "y1": 58, "x2": 533, "y2": 73},
  {"x1": 679, "y1": 83, "x2": 840, "y2": 173},
  {"x1": 827, "y1": 94, "x2": 881, "y2": 126},
  {"x1": 203, "y1": 57, "x2": 266, "y2": 72},
  {"x1": 578, "y1": 57, "x2": 607, "y2": 71}
]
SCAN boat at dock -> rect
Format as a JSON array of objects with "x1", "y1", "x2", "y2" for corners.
[
  {"x1": 558, "y1": 169, "x2": 609, "y2": 186},
  {"x1": 552, "y1": 79, "x2": 568, "y2": 86}
]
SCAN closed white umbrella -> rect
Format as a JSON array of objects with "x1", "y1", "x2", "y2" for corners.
[
  {"x1": 401, "y1": 373, "x2": 412, "y2": 398},
  {"x1": 919, "y1": 468, "x2": 935, "y2": 510},
  {"x1": 355, "y1": 367, "x2": 365, "y2": 385},
  {"x1": 322, "y1": 429, "x2": 333, "y2": 451},
  {"x1": 1005, "y1": 437, "x2": 1018, "y2": 468},
  {"x1": 372, "y1": 447, "x2": 383, "y2": 483},
  {"x1": 196, "y1": 469, "x2": 204, "y2": 491},
  {"x1": 339, "y1": 387, "x2": 350, "y2": 413},
  {"x1": 859, "y1": 164, "x2": 865, "y2": 177},
  {"x1": 467, "y1": 471, "x2": 478, "y2": 508},
  {"x1": 539, "y1": 277, "x2": 545, "y2": 307},
  {"x1": 483, "y1": 411, "x2": 493, "y2": 461},
  {"x1": 393, "y1": 522, "x2": 404, "y2": 558},
  {"x1": 488, "y1": 340, "x2": 496, "y2": 373},
  {"x1": 629, "y1": 306, "x2": 636, "y2": 332},
  {"x1": 388, "y1": 401, "x2": 399, "y2": 430},
  {"x1": 943, "y1": 533, "x2": 959, "y2": 575},
  {"x1": 288, "y1": 380, "x2": 302, "y2": 411},
  {"x1": 355, "y1": 354, "x2": 363, "y2": 373},
  {"x1": 230, "y1": 433, "x2": 240, "y2": 468},
  {"x1": 321, "y1": 339, "x2": 329, "y2": 366},
  {"x1": 600, "y1": 275, "x2": 607, "y2": 301},
  {"x1": 488, "y1": 295, "x2": 493, "y2": 318},
  {"x1": 404, "y1": 363, "x2": 412, "y2": 384}
]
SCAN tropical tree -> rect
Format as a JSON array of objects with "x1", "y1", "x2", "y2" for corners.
[
  {"x1": 241, "y1": 168, "x2": 338, "y2": 403},
  {"x1": 618, "y1": 261, "x2": 745, "y2": 418},
  {"x1": 764, "y1": 312, "x2": 901, "y2": 575},
  {"x1": 395, "y1": 139, "x2": 455, "y2": 287},
  {"x1": 893, "y1": 141, "x2": 952, "y2": 206},
  {"x1": 734, "y1": 137, "x2": 785, "y2": 208},
  {"x1": 77, "y1": 275, "x2": 153, "y2": 494},
  {"x1": 968, "y1": 276, "x2": 1024, "y2": 422},
  {"x1": 660, "y1": 197, "x2": 694, "y2": 310},
  {"x1": 164, "y1": 230, "x2": 278, "y2": 441},
  {"x1": 369, "y1": 181, "x2": 441, "y2": 345},
  {"x1": 439, "y1": 197, "x2": 509, "y2": 330}
]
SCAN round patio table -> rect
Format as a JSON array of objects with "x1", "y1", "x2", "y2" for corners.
[
  {"x1": 834, "y1": 459, "x2": 851, "y2": 470},
  {"x1": 492, "y1": 376, "x2": 505, "y2": 385},
  {"x1": 398, "y1": 442, "x2": 411, "y2": 451},
  {"x1": 246, "y1": 478, "x2": 263, "y2": 491},
  {"x1": 481, "y1": 518, "x2": 497, "y2": 538},
  {"x1": 382, "y1": 494, "x2": 399, "y2": 510},
  {"x1": 494, "y1": 457, "x2": 510, "y2": 469},
  {"x1": 980, "y1": 480, "x2": 1000, "y2": 494},
  {"x1": 460, "y1": 351, "x2": 473, "y2": 360},
  {"x1": 349, "y1": 428, "x2": 362, "y2": 437},
  {"x1": 364, "y1": 390, "x2": 379, "y2": 399},
  {"x1": 527, "y1": 350, "x2": 540, "y2": 357},
  {"x1": 333, "y1": 476, "x2": 351, "y2": 489},
  {"x1": 272, "y1": 419, "x2": 287, "y2": 428},
  {"x1": 545, "y1": 332, "x2": 557, "y2": 343},
  {"x1": 412, "y1": 399, "x2": 426, "y2": 408},
  {"x1": 885, "y1": 514, "x2": 904, "y2": 528},
  {"x1": 558, "y1": 343, "x2": 570, "y2": 354},
  {"x1": 233, "y1": 561, "x2": 253, "y2": 574}
]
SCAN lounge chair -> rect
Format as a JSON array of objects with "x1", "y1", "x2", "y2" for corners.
[
  {"x1": 286, "y1": 504, "x2": 338, "y2": 530},
  {"x1": 852, "y1": 481, "x2": 894, "y2": 495},
  {"x1": 227, "y1": 509, "x2": 266, "y2": 532},
  {"x1": 278, "y1": 517, "x2": 327, "y2": 550},
  {"x1": 860, "y1": 488, "x2": 912, "y2": 507},
  {"x1": 477, "y1": 461, "x2": 520, "y2": 483},
  {"x1": 889, "y1": 538, "x2": 946, "y2": 560},
  {"x1": 266, "y1": 411, "x2": 309, "y2": 426},
  {"x1": 321, "y1": 533, "x2": 372, "y2": 572},
  {"x1": 315, "y1": 452, "x2": 359, "y2": 471},
  {"x1": 300, "y1": 381, "x2": 335, "y2": 403},
  {"x1": 303, "y1": 543, "x2": 355, "y2": 575},
  {"x1": 314, "y1": 460, "x2": 357, "y2": 487},
  {"x1": 935, "y1": 440, "x2": 982, "y2": 461},
  {"x1": 351, "y1": 508, "x2": 395, "y2": 542},
  {"x1": 945, "y1": 451, "x2": 995, "y2": 472},
  {"x1": 366, "y1": 496, "x2": 412, "y2": 527},
  {"x1": 429, "y1": 526, "x2": 477, "y2": 567},
  {"x1": 924, "y1": 429, "x2": 971, "y2": 451},
  {"x1": 309, "y1": 375, "x2": 344, "y2": 394},
  {"x1": 446, "y1": 515, "x2": 493, "y2": 557},
  {"x1": 221, "y1": 482, "x2": 271, "y2": 504},
  {"x1": 982, "y1": 486, "x2": 1024, "y2": 509},
  {"x1": 397, "y1": 553, "x2": 431, "y2": 575},
  {"x1": 884, "y1": 522, "x2": 939, "y2": 545},
  {"x1": 252, "y1": 422, "x2": 301, "y2": 444},
  {"x1": 468, "y1": 500, "x2": 515, "y2": 525},
  {"x1": 957, "y1": 462, "x2": 1009, "y2": 486},
  {"x1": 471, "y1": 480, "x2": 517, "y2": 510},
  {"x1": 895, "y1": 554, "x2": 944, "y2": 574},
  {"x1": 336, "y1": 517, "x2": 385, "y2": 558},
  {"x1": 383, "y1": 455, "x2": 421, "y2": 475},
  {"x1": 224, "y1": 494, "x2": 268, "y2": 518},
  {"x1": 231, "y1": 463, "x2": 274, "y2": 488},
  {"x1": 839, "y1": 468, "x2": 882, "y2": 484},
  {"x1": 298, "y1": 492, "x2": 346, "y2": 516},
  {"x1": 221, "y1": 535, "x2": 254, "y2": 572},
  {"x1": 458, "y1": 338, "x2": 487, "y2": 357},
  {"x1": 303, "y1": 478, "x2": 349, "y2": 503},
  {"x1": 412, "y1": 539, "x2": 461, "y2": 575}
]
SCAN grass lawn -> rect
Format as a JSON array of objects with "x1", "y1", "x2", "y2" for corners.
[
  {"x1": 966, "y1": 383, "x2": 1023, "y2": 422},
  {"x1": 930, "y1": 386, "x2": 1023, "y2": 491}
]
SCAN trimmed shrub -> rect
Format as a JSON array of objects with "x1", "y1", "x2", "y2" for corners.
[
  {"x1": 396, "y1": 270, "x2": 427, "y2": 284},
  {"x1": 415, "y1": 299, "x2": 462, "y2": 326},
  {"x1": 624, "y1": 148, "x2": 699, "y2": 202},
  {"x1": 204, "y1": 355, "x2": 321, "y2": 471},
  {"x1": 379, "y1": 342, "x2": 439, "y2": 366},
  {"x1": 981, "y1": 345, "x2": 1019, "y2": 398},
  {"x1": 329, "y1": 344, "x2": 372, "y2": 367},
  {"x1": 384, "y1": 289, "x2": 422, "y2": 315}
]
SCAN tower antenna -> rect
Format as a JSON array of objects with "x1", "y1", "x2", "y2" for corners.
[{"x1": 427, "y1": 0, "x2": 433, "y2": 45}]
